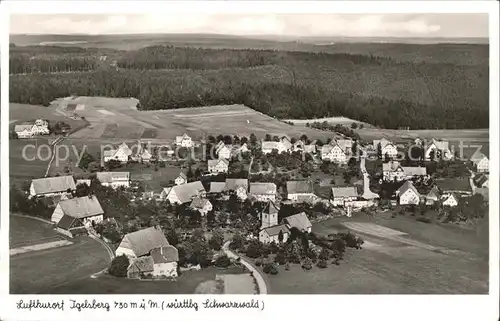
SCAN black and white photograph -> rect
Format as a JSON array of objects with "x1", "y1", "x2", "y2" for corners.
[{"x1": 0, "y1": 2, "x2": 499, "y2": 320}]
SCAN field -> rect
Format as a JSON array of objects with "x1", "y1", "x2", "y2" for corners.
[
  {"x1": 10, "y1": 215, "x2": 111, "y2": 294},
  {"x1": 27, "y1": 98, "x2": 340, "y2": 141},
  {"x1": 265, "y1": 212, "x2": 488, "y2": 294},
  {"x1": 10, "y1": 138, "x2": 51, "y2": 186},
  {"x1": 50, "y1": 266, "x2": 251, "y2": 294}
]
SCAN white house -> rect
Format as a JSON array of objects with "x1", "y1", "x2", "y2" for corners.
[
  {"x1": 150, "y1": 245, "x2": 179, "y2": 278},
  {"x1": 103, "y1": 142, "x2": 133, "y2": 163},
  {"x1": 208, "y1": 159, "x2": 229, "y2": 174},
  {"x1": 250, "y1": 182, "x2": 277, "y2": 202},
  {"x1": 51, "y1": 195, "x2": 104, "y2": 226},
  {"x1": 139, "y1": 149, "x2": 153, "y2": 163},
  {"x1": 30, "y1": 175, "x2": 76, "y2": 198},
  {"x1": 175, "y1": 172, "x2": 188, "y2": 185},
  {"x1": 321, "y1": 143, "x2": 348, "y2": 164},
  {"x1": 162, "y1": 181, "x2": 206, "y2": 205},
  {"x1": 216, "y1": 144, "x2": 232, "y2": 159},
  {"x1": 424, "y1": 139, "x2": 452, "y2": 161},
  {"x1": 286, "y1": 180, "x2": 317, "y2": 203},
  {"x1": 396, "y1": 181, "x2": 420, "y2": 205},
  {"x1": 331, "y1": 186, "x2": 359, "y2": 207},
  {"x1": 442, "y1": 193, "x2": 459, "y2": 207},
  {"x1": 175, "y1": 133, "x2": 193, "y2": 148},
  {"x1": 470, "y1": 152, "x2": 489, "y2": 173},
  {"x1": 383, "y1": 161, "x2": 405, "y2": 182},
  {"x1": 426, "y1": 185, "x2": 441, "y2": 205},
  {"x1": 190, "y1": 197, "x2": 213, "y2": 216},
  {"x1": 96, "y1": 172, "x2": 130, "y2": 189},
  {"x1": 14, "y1": 124, "x2": 36, "y2": 138},
  {"x1": 283, "y1": 212, "x2": 312, "y2": 233},
  {"x1": 261, "y1": 141, "x2": 287, "y2": 154},
  {"x1": 116, "y1": 226, "x2": 170, "y2": 258},
  {"x1": 259, "y1": 224, "x2": 290, "y2": 244},
  {"x1": 225, "y1": 178, "x2": 249, "y2": 200},
  {"x1": 235, "y1": 143, "x2": 250, "y2": 155},
  {"x1": 374, "y1": 138, "x2": 398, "y2": 159},
  {"x1": 303, "y1": 144, "x2": 317, "y2": 154},
  {"x1": 33, "y1": 119, "x2": 50, "y2": 135}
]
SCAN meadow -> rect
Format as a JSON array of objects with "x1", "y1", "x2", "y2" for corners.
[{"x1": 265, "y1": 212, "x2": 488, "y2": 294}]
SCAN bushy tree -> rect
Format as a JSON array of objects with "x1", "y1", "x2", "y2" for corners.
[
  {"x1": 215, "y1": 254, "x2": 231, "y2": 268},
  {"x1": 108, "y1": 255, "x2": 129, "y2": 278}
]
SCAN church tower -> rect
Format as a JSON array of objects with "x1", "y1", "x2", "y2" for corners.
[{"x1": 260, "y1": 201, "x2": 279, "y2": 229}]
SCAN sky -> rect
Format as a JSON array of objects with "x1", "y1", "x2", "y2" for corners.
[{"x1": 10, "y1": 13, "x2": 489, "y2": 38}]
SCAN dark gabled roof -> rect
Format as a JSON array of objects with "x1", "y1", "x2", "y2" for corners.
[
  {"x1": 128, "y1": 256, "x2": 154, "y2": 273},
  {"x1": 284, "y1": 212, "x2": 312, "y2": 232},
  {"x1": 151, "y1": 245, "x2": 179, "y2": 263},
  {"x1": 287, "y1": 180, "x2": 314, "y2": 194},
  {"x1": 225, "y1": 178, "x2": 249, "y2": 191},
  {"x1": 169, "y1": 181, "x2": 206, "y2": 204},
  {"x1": 56, "y1": 214, "x2": 83, "y2": 230},
  {"x1": 119, "y1": 226, "x2": 169, "y2": 257},
  {"x1": 262, "y1": 224, "x2": 290, "y2": 237},
  {"x1": 58, "y1": 196, "x2": 104, "y2": 218},
  {"x1": 31, "y1": 175, "x2": 76, "y2": 194},
  {"x1": 473, "y1": 173, "x2": 488, "y2": 187}
]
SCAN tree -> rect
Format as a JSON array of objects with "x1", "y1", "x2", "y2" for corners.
[
  {"x1": 250, "y1": 133, "x2": 257, "y2": 145},
  {"x1": 229, "y1": 232, "x2": 245, "y2": 250},
  {"x1": 78, "y1": 150, "x2": 95, "y2": 170},
  {"x1": 108, "y1": 255, "x2": 129, "y2": 277},
  {"x1": 215, "y1": 254, "x2": 231, "y2": 268},
  {"x1": 264, "y1": 134, "x2": 272, "y2": 141},
  {"x1": 377, "y1": 143, "x2": 382, "y2": 159},
  {"x1": 351, "y1": 122, "x2": 358, "y2": 129},
  {"x1": 209, "y1": 229, "x2": 225, "y2": 250},
  {"x1": 317, "y1": 259, "x2": 328, "y2": 268},
  {"x1": 278, "y1": 230, "x2": 284, "y2": 243}
]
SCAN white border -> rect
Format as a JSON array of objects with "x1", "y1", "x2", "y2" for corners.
[{"x1": 1, "y1": 2, "x2": 499, "y2": 321}]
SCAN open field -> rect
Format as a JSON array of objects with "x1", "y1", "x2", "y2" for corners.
[
  {"x1": 266, "y1": 212, "x2": 488, "y2": 294},
  {"x1": 42, "y1": 98, "x2": 341, "y2": 141},
  {"x1": 10, "y1": 215, "x2": 61, "y2": 248},
  {"x1": 10, "y1": 103, "x2": 88, "y2": 130},
  {"x1": 49, "y1": 265, "x2": 249, "y2": 294},
  {"x1": 10, "y1": 215, "x2": 111, "y2": 294},
  {"x1": 10, "y1": 139, "x2": 51, "y2": 186}
]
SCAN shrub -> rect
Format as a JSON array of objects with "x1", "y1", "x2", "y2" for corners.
[
  {"x1": 215, "y1": 254, "x2": 231, "y2": 268},
  {"x1": 270, "y1": 265, "x2": 279, "y2": 275},
  {"x1": 263, "y1": 263, "x2": 279, "y2": 275},
  {"x1": 301, "y1": 258, "x2": 313, "y2": 270},
  {"x1": 317, "y1": 259, "x2": 328, "y2": 268},
  {"x1": 246, "y1": 240, "x2": 263, "y2": 258},
  {"x1": 274, "y1": 251, "x2": 287, "y2": 265},
  {"x1": 284, "y1": 262, "x2": 291, "y2": 271},
  {"x1": 416, "y1": 217, "x2": 431, "y2": 223},
  {"x1": 255, "y1": 260, "x2": 263, "y2": 267},
  {"x1": 108, "y1": 255, "x2": 129, "y2": 278}
]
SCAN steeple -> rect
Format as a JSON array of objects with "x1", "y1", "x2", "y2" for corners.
[{"x1": 260, "y1": 201, "x2": 279, "y2": 229}]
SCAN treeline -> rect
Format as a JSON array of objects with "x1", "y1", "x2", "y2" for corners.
[
  {"x1": 9, "y1": 54, "x2": 98, "y2": 74},
  {"x1": 9, "y1": 67, "x2": 489, "y2": 129},
  {"x1": 116, "y1": 46, "x2": 395, "y2": 70}
]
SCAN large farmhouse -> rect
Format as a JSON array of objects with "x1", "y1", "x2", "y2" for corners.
[
  {"x1": 161, "y1": 181, "x2": 206, "y2": 205},
  {"x1": 103, "y1": 142, "x2": 133, "y2": 163},
  {"x1": 14, "y1": 119, "x2": 50, "y2": 138},
  {"x1": 208, "y1": 159, "x2": 229, "y2": 174},
  {"x1": 175, "y1": 133, "x2": 193, "y2": 148},
  {"x1": 250, "y1": 182, "x2": 277, "y2": 202},
  {"x1": 396, "y1": 181, "x2": 420, "y2": 205},
  {"x1": 373, "y1": 138, "x2": 398, "y2": 159},
  {"x1": 96, "y1": 172, "x2": 130, "y2": 189},
  {"x1": 286, "y1": 180, "x2": 317, "y2": 203},
  {"x1": 283, "y1": 212, "x2": 312, "y2": 233},
  {"x1": 321, "y1": 142, "x2": 348, "y2": 164},
  {"x1": 331, "y1": 186, "x2": 358, "y2": 207},
  {"x1": 30, "y1": 175, "x2": 76, "y2": 198},
  {"x1": 52, "y1": 196, "x2": 104, "y2": 237}
]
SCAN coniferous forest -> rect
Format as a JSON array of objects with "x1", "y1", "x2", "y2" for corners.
[{"x1": 9, "y1": 44, "x2": 489, "y2": 129}]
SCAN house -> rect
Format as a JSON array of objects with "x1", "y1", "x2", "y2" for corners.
[
  {"x1": 190, "y1": 197, "x2": 213, "y2": 216},
  {"x1": 396, "y1": 181, "x2": 420, "y2": 205},
  {"x1": 30, "y1": 175, "x2": 76, "y2": 198},
  {"x1": 261, "y1": 141, "x2": 287, "y2": 154},
  {"x1": 425, "y1": 185, "x2": 441, "y2": 205},
  {"x1": 216, "y1": 144, "x2": 233, "y2": 159},
  {"x1": 14, "y1": 123, "x2": 35, "y2": 138},
  {"x1": 424, "y1": 139, "x2": 452, "y2": 161},
  {"x1": 175, "y1": 133, "x2": 193, "y2": 148},
  {"x1": 382, "y1": 161, "x2": 405, "y2": 182},
  {"x1": 442, "y1": 193, "x2": 459, "y2": 207},
  {"x1": 283, "y1": 212, "x2": 312, "y2": 233},
  {"x1": 159, "y1": 187, "x2": 172, "y2": 200},
  {"x1": 331, "y1": 186, "x2": 358, "y2": 207},
  {"x1": 286, "y1": 181, "x2": 317, "y2": 203},
  {"x1": 414, "y1": 138, "x2": 423, "y2": 146},
  {"x1": 259, "y1": 224, "x2": 290, "y2": 244},
  {"x1": 321, "y1": 143, "x2": 348, "y2": 164},
  {"x1": 293, "y1": 140, "x2": 305, "y2": 152},
  {"x1": 175, "y1": 172, "x2": 188, "y2": 185},
  {"x1": 225, "y1": 178, "x2": 249, "y2": 200},
  {"x1": 150, "y1": 245, "x2": 179, "y2": 278},
  {"x1": 260, "y1": 201, "x2": 280, "y2": 229},
  {"x1": 335, "y1": 139, "x2": 354, "y2": 152},
  {"x1": 116, "y1": 226, "x2": 170, "y2": 258},
  {"x1": 373, "y1": 138, "x2": 398, "y2": 159},
  {"x1": 96, "y1": 172, "x2": 130, "y2": 189},
  {"x1": 208, "y1": 158, "x2": 229, "y2": 174},
  {"x1": 127, "y1": 256, "x2": 154, "y2": 279},
  {"x1": 209, "y1": 182, "x2": 226, "y2": 194},
  {"x1": 103, "y1": 142, "x2": 133, "y2": 163},
  {"x1": 303, "y1": 144, "x2": 317, "y2": 154},
  {"x1": 162, "y1": 181, "x2": 206, "y2": 205},
  {"x1": 76, "y1": 179, "x2": 91, "y2": 187},
  {"x1": 473, "y1": 173, "x2": 489, "y2": 188},
  {"x1": 235, "y1": 143, "x2": 250, "y2": 155},
  {"x1": 51, "y1": 195, "x2": 104, "y2": 225},
  {"x1": 55, "y1": 215, "x2": 88, "y2": 238},
  {"x1": 250, "y1": 182, "x2": 277, "y2": 202},
  {"x1": 401, "y1": 166, "x2": 427, "y2": 179},
  {"x1": 34, "y1": 119, "x2": 50, "y2": 135},
  {"x1": 139, "y1": 149, "x2": 153, "y2": 163},
  {"x1": 470, "y1": 152, "x2": 489, "y2": 173}
]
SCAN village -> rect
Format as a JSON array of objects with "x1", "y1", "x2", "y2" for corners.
[{"x1": 10, "y1": 118, "x2": 490, "y2": 289}]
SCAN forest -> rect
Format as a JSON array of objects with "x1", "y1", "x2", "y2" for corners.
[{"x1": 9, "y1": 45, "x2": 489, "y2": 129}]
